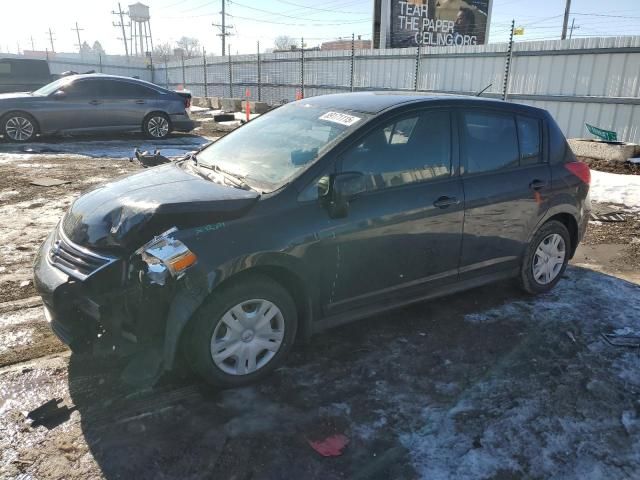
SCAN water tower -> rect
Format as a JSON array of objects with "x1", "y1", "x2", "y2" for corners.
[{"x1": 128, "y1": 2, "x2": 153, "y2": 56}]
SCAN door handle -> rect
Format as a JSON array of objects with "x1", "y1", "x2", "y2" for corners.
[
  {"x1": 529, "y1": 179, "x2": 547, "y2": 191},
  {"x1": 135, "y1": 99, "x2": 145, "y2": 104},
  {"x1": 88, "y1": 99, "x2": 102, "y2": 105},
  {"x1": 433, "y1": 196, "x2": 460, "y2": 208}
]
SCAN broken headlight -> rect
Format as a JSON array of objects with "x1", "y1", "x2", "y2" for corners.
[{"x1": 136, "y1": 228, "x2": 197, "y2": 285}]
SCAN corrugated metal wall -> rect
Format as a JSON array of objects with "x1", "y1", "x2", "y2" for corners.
[{"x1": 28, "y1": 36, "x2": 640, "y2": 142}]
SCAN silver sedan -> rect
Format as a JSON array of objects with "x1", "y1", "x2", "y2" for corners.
[{"x1": 0, "y1": 74, "x2": 194, "y2": 142}]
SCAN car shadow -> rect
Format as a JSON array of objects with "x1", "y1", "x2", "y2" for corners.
[{"x1": 66, "y1": 278, "x2": 532, "y2": 480}]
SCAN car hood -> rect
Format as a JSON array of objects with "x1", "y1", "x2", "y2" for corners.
[
  {"x1": 0, "y1": 92, "x2": 33, "y2": 101},
  {"x1": 61, "y1": 163, "x2": 260, "y2": 252}
]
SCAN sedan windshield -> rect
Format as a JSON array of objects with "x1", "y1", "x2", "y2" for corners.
[
  {"x1": 32, "y1": 76, "x2": 75, "y2": 96},
  {"x1": 196, "y1": 103, "x2": 368, "y2": 191}
]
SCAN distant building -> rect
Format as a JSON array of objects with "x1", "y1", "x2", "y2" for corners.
[{"x1": 321, "y1": 37, "x2": 372, "y2": 50}]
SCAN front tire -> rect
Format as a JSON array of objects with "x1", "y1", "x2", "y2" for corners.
[
  {"x1": 2, "y1": 113, "x2": 37, "y2": 142},
  {"x1": 188, "y1": 275, "x2": 298, "y2": 387},
  {"x1": 519, "y1": 220, "x2": 571, "y2": 294},
  {"x1": 143, "y1": 112, "x2": 171, "y2": 139}
]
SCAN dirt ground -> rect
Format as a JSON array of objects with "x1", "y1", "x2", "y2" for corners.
[{"x1": 1, "y1": 132, "x2": 640, "y2": 479}]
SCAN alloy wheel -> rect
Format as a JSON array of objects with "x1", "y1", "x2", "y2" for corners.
[
  {"x1": 147, "y1": 116, "x2": 169, "y2": 138},
  {"x1": 210, "y1": 299, "x2": 285, "y2": 375},
  {"x1": 532, "y1": 233, "x2": 566, "y2": 285},
  {"x1": 5, "y1": 116, "x2": 34, "y2": 141}
]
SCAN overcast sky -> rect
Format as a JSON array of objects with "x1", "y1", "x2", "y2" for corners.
[{"x1": 2, "y1": 0, "x2": 640, "y2": 56}]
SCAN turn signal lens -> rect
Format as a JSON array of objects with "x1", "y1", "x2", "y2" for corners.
[{"x1": 167, "y1": 251, "x2": 197, "y2": 274}]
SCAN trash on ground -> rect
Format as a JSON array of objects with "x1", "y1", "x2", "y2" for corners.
[
  {"x1": 19, "y1": 280, "x2": 30, "y2": 288},
  {"x1": 30, "y1": 177, "x2": 71, "y2": 187},
  {"x1": 27, "y1": 398, "x2": 77, "y2": 429},
  {"x1": 590, "y1": 211, "x2": 626, "y2": 222},
  {"x1": 307, "y1": 434, "x2": 350, "y2": 457},
  {"x1": 213, "y1": 113, "x2": 235, "y2": 122},
  {"x1": 132, "y1": 148, "x2": 172, "y2": 168}
]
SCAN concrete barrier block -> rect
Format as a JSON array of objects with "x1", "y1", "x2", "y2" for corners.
[
  {"x1": 568, "y1": 138, "x2": 638, "y2": 162},
  {"x1": 221, "y1": 98, "x2": 243, "y2": 112},
  {"x1": 207, "y1": 97, "x2": 221, "y2": 109},
  {"x1": 242, "y1": 101, "x2": 270, "y2": 114},
  {"x1": 192, "y1": 97, "x2": 210, "y2": 108}
]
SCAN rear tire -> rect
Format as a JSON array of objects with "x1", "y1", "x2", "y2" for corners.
[
  {"x1": 519, "y1": 220, "x2": 571, "y2": 294},
  {"x1": 188, "y1": 275, "x2": 298, "y2": 388},
  {"x1": 143, "y1": 112, "x2": 171, "y2": 139},
  {"x1": 2, "y1": 112, "x2": 37, "y2": 142}
]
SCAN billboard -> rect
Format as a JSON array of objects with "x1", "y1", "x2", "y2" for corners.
[{"x1": 374, "y1": 0, "x2": 492, "y2": 49}]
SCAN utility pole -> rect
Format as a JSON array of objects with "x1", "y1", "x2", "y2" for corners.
[
  {"x1": 212, "y1": 0, "x2": 232, "y2": 56},
  {"x1": 568, "y1": 18, "x2": 580, "y2": 39},
  {"x1": 46, "y1": 27, "x2": 55, "y2": 53},
  {"x1": 72, "y1": 22, "x2": 84, "y2": 54},
  {"x1": 561, "y1": 0, "x2": 572, "y2": 40},
  {"x1": 112, "y1": 2, "x2": 130, "y2": 57},
  {"x1": 30, "y1": 36, "x2": 35, "y2": 51}
]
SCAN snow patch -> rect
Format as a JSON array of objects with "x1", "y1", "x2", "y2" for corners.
[{"x1": 590, "y1": 170, "x2": 640, "y2": 210}]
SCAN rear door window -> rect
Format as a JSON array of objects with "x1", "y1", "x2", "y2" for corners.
[
  {"x1": 462, "y1": 111, "x2": 519, "y2": 174},
  {"x1": 104, "y1": 80, "x2": 158, "y2": 98},
  {"x1": 517, "y1": 115, "x2": 542, "y2": 165}
]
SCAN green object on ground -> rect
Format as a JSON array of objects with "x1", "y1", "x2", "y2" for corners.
[{"x1": 586, "y1": 123, "x2": 618, "y2": 142}]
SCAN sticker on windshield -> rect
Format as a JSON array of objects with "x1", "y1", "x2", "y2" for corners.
[{"x1": 319, "y1": 111, "x2": 361, "y2": 127}]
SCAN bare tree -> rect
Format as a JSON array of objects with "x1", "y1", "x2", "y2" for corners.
[
  {"x1": 176, "y1": 36, "x2": 201, "y2": 58},
  {"x1": 274, "y1": 35, "x2": 298, "y2": 51},
  {"x1": 152, "y1": 42, "x2": 173, "y2": 58},
  {"x1": 92, "y1": 41, "x2": 105, "y2": 56}
]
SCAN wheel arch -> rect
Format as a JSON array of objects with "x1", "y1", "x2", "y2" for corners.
[
  {"x1": 143, "y1": 110, "x2": 171, "y2": 129},
  {"x1": 545, "y1": 212, "x2": 578, "y2": 258},
  {"x1": 165, "y1": 255, "x2": 315, "y2": 371}
]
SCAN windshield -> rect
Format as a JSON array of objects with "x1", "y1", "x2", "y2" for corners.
[
  {"x1": 196, "y1": 103, "x2": 368, "y2": 191},
  {"x1": 32, "y1": 76, "x2": 75, "y2": 96}
]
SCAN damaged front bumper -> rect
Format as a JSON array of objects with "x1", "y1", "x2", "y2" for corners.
[{"x1": 33, "y1": 229, "x2": 183, "y2": 360}]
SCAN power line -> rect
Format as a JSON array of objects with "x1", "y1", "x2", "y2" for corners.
[
  {"x1": 274, "y1": 0, "x2": 366, "y2": 15},
  {"x1": 227, "y1": 12, "x2": 369, "y2": 26},
  {"x1": 228, "y1": 0, "x2": 368, "y2": 23}
]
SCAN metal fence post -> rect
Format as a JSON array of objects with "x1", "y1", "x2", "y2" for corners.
[
  {"x1": 164, "y1": 55, "x2": 169, "y2": 89},
  {"x1": 228, "y1": 45, "x2": 233, "y2": 98},
  {"x1": 300, "y1": 37, "x2": 305, "y2": 99},
  {"x1": 502, "y1": 20, "x2": 515, "y2": 101},
  {"x1": 257, "y1": 41, "x2": 262, "y2": 101},
  {"x1": 350, "y1": 33, "x2": 355, "y2": 92},
  {"x1": 181, "y1": 54, "x2": 186, "y2": 89},
  {"x1": 414, "y1": 44, "x2": 420, "y2": 91},
  {"x1": 99, "y1": 54, "x2": 103, "y2": 73},
  {"x1": 203, "y1": 49, "x2": 208, "y2": 97},
  {"x1": 150, "y1": 55, "x2": 155, "y2": 84}
]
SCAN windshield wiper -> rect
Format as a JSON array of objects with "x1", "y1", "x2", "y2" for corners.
[{"x1": 195, "y1": 162, "x2": 253, "y2": 191}]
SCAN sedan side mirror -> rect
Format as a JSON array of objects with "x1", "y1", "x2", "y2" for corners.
[
  {"x1": 52, "y1": 90, "x2": 66, "y2": 99},
  {"x1": 324, "y1": 171, "x2": 366, "y2": 218}
]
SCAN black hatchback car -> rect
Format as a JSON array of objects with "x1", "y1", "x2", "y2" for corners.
[{"x1": 34, "y1": 93, "x2": 590, "y2": 386}]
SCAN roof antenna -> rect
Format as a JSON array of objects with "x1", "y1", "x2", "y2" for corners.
[{"x1": 475, "y1": 83, "x2": 492, "y2": 97}]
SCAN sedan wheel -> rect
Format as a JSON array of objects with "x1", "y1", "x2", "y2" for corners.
[
  {"x1": 211, "y1": 299, "x2": 285, "y2": 375},
  {"x1": 146, "y1": 115, "x2": 170, "y2": 138},
  {"x1": 532, "y1": 233, "x2": 566, "y2": 285},
  {"x1": 4, "y1": 115, "x2": 35, "y2": 142}
]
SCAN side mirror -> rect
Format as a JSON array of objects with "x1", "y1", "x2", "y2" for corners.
[
  {"x1": 52, "y1": 90, "x2": 66, "y2": 99},
  {"x1": 324, "y1": 172, "x2": 365, "y2": 218}
]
